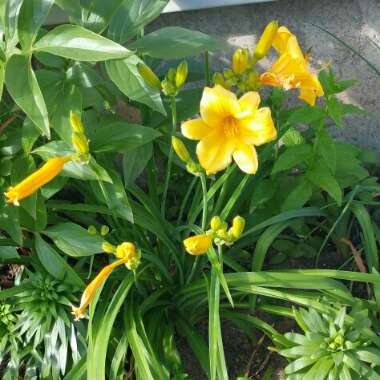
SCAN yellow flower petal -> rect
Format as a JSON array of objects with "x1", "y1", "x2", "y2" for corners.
[
  {"x1": 233, "y1": 143, "x2": 258, "y2": 174},
  {"x1": 239, "y1": 107, "x2": 277, "y2": 146},
  {"x1": 72, "y1": 258, "x2": 128, "y2": 320},
  {"x1": 272, "y1": 26, "x2": 292, "y2": 54},
  {"x1": 238, "y1": 92, "x2": 261, "y2": 114},
  {"x1": 4, "y1": 156, "x2": 72, "y2": 205},
  {"x1": 200, "y1": 85, "x2": 240, "y2": 127},
  {"x1": 181, "y1": 119, "x2": 210, "y2": 140},
  {"x1": 183, "y1": 234, "x2": 212, "y2": 255},
  {"x1": 196, "y1": 130, "x2": 235, "y2": 175}
]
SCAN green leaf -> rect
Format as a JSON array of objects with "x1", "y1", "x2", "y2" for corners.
[
  {"x1": 351, "y1": 203, "x2": 379, "y2": 271},
  {"x1": 3, "y1": 0, "x2": 24, "y2": 48},
  {"x1": 319, "y1": 68, "x2": 358, "y2": 96},
  {"x1": 129, "y1": 27, "x2": 226, "y2": 59},
  {"x1": 0, "y1": 59, "x2": 5, "y2": 102},
  {"x1": 249, "y1": 178, "x2": 276, "y2": 212},
  {"x1": 106, "y1": 55, "x2": 166, "y2": 114},
  {"x1": 21, "y1": 118, "x2": 41, "y2": 154},
  {"x1": 108, "y1": 0, "x2": 169, "y2": 43},
  {"x1": 122, "y1": 143, "x2": 153, "y2": 186},
  {"x1": 33, "y1": 141, "x2": 112, "y2": 182},
  {"x1": 272, "y1": 145, "x2": 312, "y2": 174},
  {"x1": 0, "y1": 246, "x2": 19, "y2": 261},
  {"x1": 317, "y1": 129, "x2": 336, "y2": 173},
  {"x1": 326, "y1": 96, "x2": 363, "y2": 127},
  {"x1": 43, "y1": 222, "x2": 104, "y2": 257},
  {"x1": 0, "y1": 203, "x2": 22, "y2": 245},
  {"x1": 18, "y1": 0, "x2": 55, "y2": 51},
  {"x1": 282, "y1": 127, "x2": 305, "y2": 147},
  {"x1": 90, "y1": 169, "x2": 133, "y2": 223},
  {"x1": 91, "y1": 122, "x2": 161, "y2": 153},
  {"x1": 11, "y1": 155, "x2": 37, "y2": 219},
  {"x1": 5, "y1": 54, "x2": 50, "y2": 137},
  {"x1": 307, "y1": 162, "x2": 342, "y2": 206},
  {"x1": 287, "y1": 106, "x2": 325, "y2": 126},
  {"x1": 281, "y1": 177, "x2": 312, "y2": 212},
  {"x1": 34, "y1": 24, "x2": 132, "y2": 61},
  {"x1": 34, "y1": 233, "x2": 83, "y2": 287}
]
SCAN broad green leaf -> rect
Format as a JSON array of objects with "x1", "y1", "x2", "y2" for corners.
[
  {"x1": 21, "y1": 118, "x2": 41, "y2": 154},
  {"x1": 0, "y1": 59, "x2": 4, "y2": 102},
  {"x1": 11, "y1": 155, "x2": 37, "y2": 220},
  {"x1": 282, "y1": 127, "x2": 305, "y2": 147},
  {"x1": 90, "y1": 169, "x2": 133, "y2": 222},
  {"x1": 317, "y1": 129, "x2": 336, "y2": 173},
  {"x1": 281, "y1": 177, "x2": 312, "y2": 212},
  {"x1": 18, "y1": 0, "x2": 55, "y2": 51},
  {"x1": 3, "y1": 0, "x2": 24, "y2": 47},
  {"x1": 108, "y1": 0, "x2": 169, "y2": 43},
  {"x1": 5, "y1": 54, "x2": 50, "y2": 137},
  {"x1": 129, "y1": 27, "x2": 226, "y2": 59},
  {"x1": 34, "y1": 233, "x2": 83, "y2": 287},
  {"x1": 0, "y1": 246, "x2": 19, "y2": 261},
  {"x1": 287, "y1": 106, "x2": 325, "y2": 126},
  {"x1": 319, "y1": 68, "x2": 358, "y2": 96},
  {"x1": 307, "y1": 162, "x2": 342, "y2": 206},
  {"x1": 106, "y1": 55, "x2": 166, "y2": 114},
  {"x1": 0, "y1": 203, "x2": 22, "y2": 245},
  {"x1": 91, "y1": 122, "x2": 161, "y2": 153},
  {"x1": 249, "y1": 178, "x2": 276, "y2": 212},
  {"x1": 43, "y1": 222, "x2": 104, "y2": 257},
  {"x1": 272, "y1": 144, "x2": 312, "y2": 174},
  {"x1": 34, "y1": 24, "x2": 131, "y2": 61},
  {"x1": 33, "y1": 141, "x2": 112, "y2": 182},
  {"x1": 326, "y1": 96, "x2": 364, "y2": 127},
  {"x1": 122, "y1": 143, "x2": 153, "y2": 186}
]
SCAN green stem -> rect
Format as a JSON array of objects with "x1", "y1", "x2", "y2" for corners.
[
  {"x1": 161, "y1": 96, "x2": 177, "y2": 218},
  {"x1": 204, "y1": 51, "x2": 211, "y2": 86},
  {"x1": 177, "y1": 177, "x2": 197, "y2": 225},
  {"x1": 200, "y1": 172, "x2": 208, "y2": 230}
]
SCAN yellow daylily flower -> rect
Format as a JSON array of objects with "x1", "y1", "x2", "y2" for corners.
[
  {"x1": 260, "y1": 26, "x2": 324, "y2": 106},
  {"x1": 181, "y1": 85, "x2": 276, "y2": 175},
  {"x1": 183, "y1": 234, "x2": 212, "y2": 256},
  {"x1": 4, "y1": 156, "x2": 72, "y2": 205},
  {"x1": 72, "y1": 258, "x2": 128, "y2": 320}
]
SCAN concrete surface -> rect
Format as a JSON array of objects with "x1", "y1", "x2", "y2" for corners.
[{"x1": 152, "y1": 0, "x2": 380, "y2": 152}]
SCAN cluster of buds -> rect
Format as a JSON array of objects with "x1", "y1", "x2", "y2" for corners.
[
  {"x1": 102, "y1": 241, "x2": 141, "y2": 271},
  {"x1": 171, "y1": 136, "x2": 202, "y2": 176},
  {"x1": 213, "y1": 49, "x2": 259, "y2": 92},
  {"x1": 183, "y1": 215, "x2": 246, "y2": 256},
  {"x1": 212, "y1": 20, "x2": 278, "y2": 93},
  {"x1": 138, "y1": 61, "x2": 188, "y2": 97},
  {"x1": 88, "y1": 224, "x2": 110, "y2": 237},
  {"x1": 70, "y1": 112, "x2": 90, "y2": 163}
]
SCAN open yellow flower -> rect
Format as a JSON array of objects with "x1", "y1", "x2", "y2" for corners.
[
  {"x1": 183, "y1": 234, "x2": 212, "y2": 256},
  {"x1": 260, "y1": 26, "x2": 324, "y2": 106},
  {"x1": 72, "y1": 258, "x2": 128, "y2": 320},
  {"x1": 4, "y1": 156, "x2": 72, "y2": 205},
  {"x1": 181, "y1": 85, "x2": 276, "y2": 175}
]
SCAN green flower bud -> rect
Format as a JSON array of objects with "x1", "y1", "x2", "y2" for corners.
[
  {"x1": 100, "y1": 225, "x2": 110, "y2": 236},
  {"x1": 138, "y1": 63, "x2": 161, "y2": 89},
  {"x1": 175, "y1": 61, "x2": 188, "y2": 89},
  {"x1": 88, "y1": 225, "x2": 97, "y2": 235}
]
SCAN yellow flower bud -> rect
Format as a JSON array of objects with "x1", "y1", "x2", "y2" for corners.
[
  {"x1": 88, "y1": 225, "x2": 97, "y2": 235},
  {"x1": 70, "y1": 111, "x2": 85, "y2": 134},
  {"x1": 253, "y1": 20, "x2": 279, "y2": 61},
  {"x1": 137, "y1": 63, "x2": 161, "y2": 89},
  {"x1": 210, "y1": 216, "x2": 223, "y2": 231},
  {"x1": 172, "y1": 136, "x2": 191, "y2": 163},
  {"x1": 100, "y1": 225, "x2": 110, "y2": 236},
  {"x1": 102, "y1": 242, "x2": 116, "y2": 254},
  {"x1": 183, "y1": 234, "x2": 212, "y2": 256},
  {"x1": 72, "y1": 132, "x2": 89, "y2": 156},
  {"x1": 232, "y1": 48, "x2": 250, "y2": 75},
  {"x1": 167, "y1": 68, "x2": 176, "y2": 83},
  {"x1": 125, "y1": 249, "x2": 141, "y2": 271},
  {"x1": 115, "y1": 242, "x2": 136, "y2": 260},
  {"x1": 231, "y1": 216, "x2": 246, "y2": 239},
  {"x1": 175, "y1": 61, "x2": 188, "y2": 89}
]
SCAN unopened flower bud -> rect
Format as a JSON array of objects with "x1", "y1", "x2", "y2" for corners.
[
  {"x1": 88, "y1": 225, "x2": 97, "y2": 235},
  {"x1": 70, "y1": 112, "x2": 85, "y2": 134},
  {"x1": 167, "y1": 68, "x2": 176, "y2": 83},
  {"x1": 213, "y1": 72, "x2": 225, "y2": 86},
  {"x1": 247, "y1": 71, "x2": 259, "y2": 90},
  {"x1": 115, "y1": 242, "x2": 136, "y2": 260},
  {"x1": 175, "y1": 61, "x2": 188, "y2": 89},
  {"x1": 102, "y1": 241, "x2": 116, "y2": 253},
  {"x1": 231, "y1": 216, "x2": 245, "y2": 239},
  {"x1": 125, "y1": 249, "x2": 141, "y2": 271},
  {"x1": 138, "y1": 63, "x2": 161, "y2": 89},
  {"x1": 162, "y1": 79, "x2": 177, "y2": 97},
  {"x1": 172, "y1": 136, "x2": 191, "y2": 163},
  {"x1": 183, "y1": 234, "x2": 212, "y2": 256},
  {"x1": 210, "y1": 216, "x2": 223, "y2": 231},
  {"x1": 224, "y1": 69, "x2": 234, "y2": 79},
  {"x1": 72, "y1": 132, "x2": 89, "y2": 156},
  {"x1": 253, "y1": 20, "x2": 279, "y2": 61},
  {"x1": 100, "y1": 225, "x2": 110, "y2": 236},
  {"x1": 232, "y1": 48, "x2": 250, "y2": 75}
]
